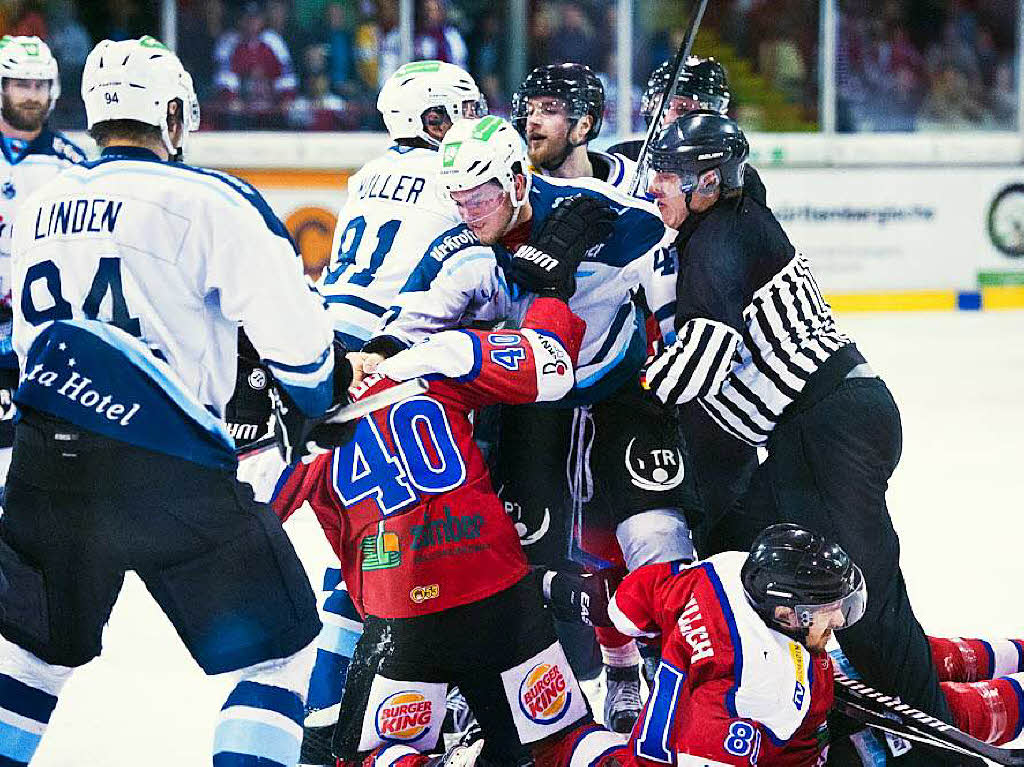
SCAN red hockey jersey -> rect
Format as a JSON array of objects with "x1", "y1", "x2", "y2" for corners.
[
  {"x1": 607, "y1": 553, "x2": 833, "y2": 767},
  {"x1": 273, "y1": 297, "x2": 585, "y2": 619}
]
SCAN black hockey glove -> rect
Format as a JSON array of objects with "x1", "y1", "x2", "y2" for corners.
[
  {"x1": 225, "y1": 331, "x2": 274, "y2": 449},
  {"x1": 509, "y1": 193, "x2": 616, "y2": 301},
  {"x1": 269, "y1": 340, "x2": 354, "y2": 464},
  {"x1": 543, "y1": 569, "x2": 618, "y2": 628}
]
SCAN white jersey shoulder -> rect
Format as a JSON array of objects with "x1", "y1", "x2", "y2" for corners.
[
  {"x1": 705, "y1": 551, "x2": 819, "y2": 742},
  {"x1": 12, "y1": 153, "x2": 333, "y2": 432},
  {"x1": 319, "y1": 145, "x2": 460, "y2": 348}
]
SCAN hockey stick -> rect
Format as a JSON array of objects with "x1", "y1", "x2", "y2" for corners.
[
  {"x1": 833, "y1": 672, "x2": 1024, "y2": 765},
  {"x1": 235, "y1": 377, "x2": 428, "y2": 459},
  {"x1": 628, "y1": 0, "x2": 711, "y2": 197}
]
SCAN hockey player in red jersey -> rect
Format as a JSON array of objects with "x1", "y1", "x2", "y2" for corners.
[
  {"x1": 272, "y1": 195, "x2": 618, "y2": 767},
  {"x1": 542, "y1": 523, "x2": 866, "y2": 767}
]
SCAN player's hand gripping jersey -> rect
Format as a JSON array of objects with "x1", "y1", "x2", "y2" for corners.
[
  {"x1": 319, "y1": 145, "x2": 461, "y2": 349},
  {"x1": 374, "y1": 174, "x2": 676, "y2": 406},
  {"x1": 273, "y1": 297, "x2": 585, "y2": 618},
  {"x1": 11, "y1": 148, "x2": 336, "y2": 468},
  {"x1": 607, "y1": 553, "x2": 834, "y2": 767}
]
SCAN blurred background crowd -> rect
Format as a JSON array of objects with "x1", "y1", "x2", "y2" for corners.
[{"x1": 0, "y1": 0, "x2": 1018, "y2": 134}]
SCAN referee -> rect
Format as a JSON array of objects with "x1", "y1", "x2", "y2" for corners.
[{"x1": 641, "y1": 111, "x2": 975, "y2": 766}]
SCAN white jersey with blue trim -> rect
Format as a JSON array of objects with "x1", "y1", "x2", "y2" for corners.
[
  {"x1": 377, "y1": 174, "x2": 676, "y2": 405},
  {"x1": 10, "y1": 146, "x2": 335, "y2": 468},
  {"x1": 0, "y1": 129, "x2": 84, "y2": 365},
  {"x1": 318, "y1": 144, "x2": 461, "y2": 349}
]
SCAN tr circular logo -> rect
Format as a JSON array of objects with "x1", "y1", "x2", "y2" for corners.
[
  {"x1": 247, "y1": 368, "x2": 268, "y2": 390},
  {"x1": 987, "y1": 183, "x2": 1024, "y2": 257}
]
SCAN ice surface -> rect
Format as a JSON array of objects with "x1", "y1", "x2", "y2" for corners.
[{"x1": 29, "y1": 310, "x2": 1024, "y2": 765}]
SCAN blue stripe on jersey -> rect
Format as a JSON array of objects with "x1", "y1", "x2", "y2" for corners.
[
  {"x1": 701, "y1": 562, "x2": 744, "y2": 719},
  {"x1": 401, "y1": 224, "x2": 481, "y2": 294},
  {"x1": 452, "y1": 330, "x2": 483, "y2": 383},
  {"x1": 588, "y1": 303, "x2": 633, "y2": 367},
  {"x1": 265, "y1": 345, "x2": 331, "y2": 374},
  {"x1": 222, "y1": 681, "x2": 304, "y2": 725},
  {"x1": 0, "y1": 720, "x2": 39, "y2": 765},
  {"x1": 212, "y1": 726, "x2": 295, "y2": 767},
  {"x1": 84, "y1": 147, "x2": 297, "y2": 252},
  {"x1": 325, "y1": 294, "x2": 388, "y2": 316},
  {"x1": 322, "y1": 566, "x2": 343, "y2": 592},
  {"x1": 1008, "y1": 676, "x2": 1024, "y2": 741},
  {"x1": 529, "y1": 177, "x2": 665, "y2": 268},
  {"x1": 0, "y1": 674, "x2": 56, "y2": 724},
  {"x1": 17, "y1": 320, "x2": 236, "y2": 469}
]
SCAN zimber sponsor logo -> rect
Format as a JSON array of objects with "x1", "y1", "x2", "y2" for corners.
[
  {"x1": 375, "y1": 691, "x2": 434, "y2": 741},
  {"x1": 428, "y1": 229, "x2": 478, "y2": 262},
  {"x1": 411, "y1": 507, "x2": 483, "y2": 551},
  {"x1": 519, "y1": 663, "x2": 571, "y2": 724}
]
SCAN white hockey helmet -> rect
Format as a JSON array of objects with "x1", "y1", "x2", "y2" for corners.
[
  {"x1": 82, "y1": 36, "x2": 200, "y2": 156},
  {"x1": 439, "y1": 116, "x2": 531, "y2": 210},
  {"x1": 0, "y1": 35, "x2": 60, "y2": 116},
  {"x1": 378, "y1": 60, "x2": 486, "y2": 147}
]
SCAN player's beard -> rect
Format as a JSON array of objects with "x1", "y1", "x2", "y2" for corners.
[
  {"x1": 528, "y1": 130, "x2": 574, "y2": 171},
  {"x1": 2, "y1": 95, "x2": 47, "y2": 133}
]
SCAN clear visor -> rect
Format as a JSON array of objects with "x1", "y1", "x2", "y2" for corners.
[
  {"x1": 449, "y1": 181, "x2": 508, "y2": 224},
  {"x1": 463, "y1": 95, "x2": 488, "y2": 119},
  {"x1": 645, "y1": 167, "x2": 700, "y2": 199},
  {"x1": 794, "y1": 574, "x2": 867, "y2": 631}
]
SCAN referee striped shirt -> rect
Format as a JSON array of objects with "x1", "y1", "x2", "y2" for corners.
[{"x1": 645, "y1": 194, "x2": 854, "y2": 447}]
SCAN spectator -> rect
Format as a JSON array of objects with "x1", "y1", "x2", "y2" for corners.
[
  {"x1": 322, "y1": 1, "x2": 355, "y2": 94},
  {"x1": 180, "y1": 0, "x2": 226, "y2": 105},
  {"x1": 990, "y1": 57, "x2": 1016, "y2": 127},
  {"x1": 10, "y1": 1, "x2": 46, "y2": 39},
  {"x1": 287, "y1": 71, "x2": 352, "y2": 130},
  {"x1": 267, "y1": 0, "x2": 307, "y2": 56},
  {"x1": 471, "y1": 14, "x2": 504, "y2": 110},
  {"x1": 919, "y1": 64, "x2": 992, "y2": 127},
  {"x1": 378, "y1": 0, "x2": 468, "y2": 84},
  {"x1": 48, "y1": 0, "x2": 90, "y2": 128},
  {"x1": 106, "y1": 0, "x2": 136, "y2": 41},
  {"x1": 352, "y1": 0, "x2": 381, "y2": 93},
  {"x1": 214, "y1": 1, "x2": 298, "y2": 129},
  {"x1": 549, "y1": 3, "x2": 599, "y2": 71}
]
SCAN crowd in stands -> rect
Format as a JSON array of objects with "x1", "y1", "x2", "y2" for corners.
[
  {"x1": 0, "y1": 0, "x2": 1017, "y2": 134},
  {"x1": 837, "y1": 0, "x2": 1018, "y2": 131}
]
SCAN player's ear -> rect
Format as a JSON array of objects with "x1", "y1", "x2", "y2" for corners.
[
  {"x1": 167, "y1": 99, "x2": 184, "y2": 144},
  {"x1": 570, "y1": 113, "x2": 593, "y2": 143},
  {"x1": 698, "y1": 169, "x2": 720, "y2": 195}
]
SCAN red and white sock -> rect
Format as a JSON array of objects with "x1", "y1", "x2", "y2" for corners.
[
  {"x1": 929, "y1": 636, "x2": 1024, "y2": 682},
  {"x1": 942, "y1": 672, "x2": 1024, "y2": 745},
  {"x1": 596, "y1": 627, "x2": 641, "y2": 667}
]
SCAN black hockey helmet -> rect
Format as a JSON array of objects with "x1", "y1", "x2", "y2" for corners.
[
  {"x1": 741, "y1": 523, "x2": 867, "y2": 639},
  {"x1": 641, "y1": 56, "x2": 731, "y2": 125},
  {"x1": 648, "y1": 110, "x2": 749, "y2": 192},
  {"x1": 511, "y1": 63, "x2": 605, "y2": 142}
]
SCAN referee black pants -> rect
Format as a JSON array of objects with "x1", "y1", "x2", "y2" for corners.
[{"x1": 703, "y1": 376, "x2": 976, "y2": 765}]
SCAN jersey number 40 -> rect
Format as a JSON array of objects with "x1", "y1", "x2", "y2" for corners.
[{"x1": 331, "y1": 395, "x2": 466, "y2": 516}]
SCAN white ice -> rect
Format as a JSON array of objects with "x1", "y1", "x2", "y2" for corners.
[{"x1": 29, "y1": 309, "x2": 1024, "y2": 765}]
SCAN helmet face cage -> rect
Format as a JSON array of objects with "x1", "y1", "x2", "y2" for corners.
[
  {"x1": 511, "y1": 64, "x2": 604, "y2": 142},
  {"x1": 642, "y1": 56, "x2": 731, "y2": 123},
  {"x1": 0, "y1": 35, "x2": 60, "y2": 118}
]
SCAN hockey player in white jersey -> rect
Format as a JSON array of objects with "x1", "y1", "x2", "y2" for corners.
[
  {"x1": 0, "y1": 37, "x2": 352, "y2": 767},
  {"x1": 0, "y1": 35, "x2": 83, "y2": 489},
  {"x1": 228, "y1": 59, "x2": 488, "y2": 765}
]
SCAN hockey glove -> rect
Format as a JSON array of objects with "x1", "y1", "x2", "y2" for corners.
[
  {"x1": 543, "y1": 569, "x2": 618, "y2": 627},
  {"x1": 509, "y1": 193, "x2": 616, "y2": 300},
  {"x1": 225, "y1": 331, "x2": 274, "y2": 449},
  {"x1": 269, "y1": 340, "x2": 354, "y2": 464}
]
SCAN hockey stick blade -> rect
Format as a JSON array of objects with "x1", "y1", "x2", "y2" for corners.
[
  {"x1": 235, "y1": 377, "x2": 428, "y2": 458},
  {"x1": 628, "y1": 0, "x2": 711, "y2": 197},
  {"x1": 833, "y1": 672, "x2": 1024, "y2": 765}
]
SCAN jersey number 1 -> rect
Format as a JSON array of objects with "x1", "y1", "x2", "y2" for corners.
[
  {"x1": 22, "y1": 257, "x2": 141, "y2": 336},
  {"x1": 323, "y1": 216, "x2": 401, "y2": 288}
]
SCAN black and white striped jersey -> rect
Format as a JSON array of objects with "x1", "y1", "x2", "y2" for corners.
[{"x1": 645, "y1": 194, "x2": 858, "y2": 446}]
